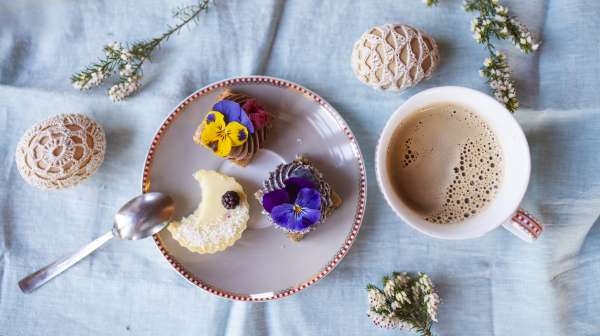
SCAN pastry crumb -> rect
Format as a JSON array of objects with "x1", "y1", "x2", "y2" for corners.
[{"x1": 281, "y1": 245, "x2": 284, "y2": 249}]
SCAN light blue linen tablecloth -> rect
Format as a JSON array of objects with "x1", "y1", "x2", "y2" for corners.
[{"x1": 1, "y1": 0, "x2": 599, "y2": 335}]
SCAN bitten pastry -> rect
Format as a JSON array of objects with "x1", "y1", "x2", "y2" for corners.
[
  {"x1": 168, "y1": 170, "x2": 249, "y2": 254},
  {"x1": 193, "y1": 88, "x2": 276, "y2": 168},
  {"x1": 254, "y1": 155, "x2": 342, "y2": 242}
]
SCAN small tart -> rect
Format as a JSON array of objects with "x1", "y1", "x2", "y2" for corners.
[
  {"x1": 193, "y1": 88, "x2": 277, "y2": 168},
  {"x1": 168, "y1": 170, "x2": 249, "y2": 254},
  {"x1": 254, "y1": 155, "x2": 342, "y2": 242}
]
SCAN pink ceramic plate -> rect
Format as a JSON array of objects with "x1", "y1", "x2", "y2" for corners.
[{"x1": 142, "y1": 76, "x2": 366, "y2": 300}]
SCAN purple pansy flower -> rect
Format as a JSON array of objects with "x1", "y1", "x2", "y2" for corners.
[
  {"x1": 262, "y1": 177, "x2": 322, "y2": 231},
  {"x1": 212, "y1": 101, "x2": 254, "y2": 133}
]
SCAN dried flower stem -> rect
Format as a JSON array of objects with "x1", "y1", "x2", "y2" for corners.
[{"x1": 71, "y1": 0, "x2": 211, "y2": 101}]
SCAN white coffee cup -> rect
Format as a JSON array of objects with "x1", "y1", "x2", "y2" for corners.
[{"x1": 375, "y1": 86, "x2": 543, "y2": 242}]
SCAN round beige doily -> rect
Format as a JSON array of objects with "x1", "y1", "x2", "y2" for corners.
[
  {"x1": 15, "y1": 113, "x2": 106, "y2": 190},
  {"x1": 351, "y1": 23, "x2": 440, "y2": 91}
]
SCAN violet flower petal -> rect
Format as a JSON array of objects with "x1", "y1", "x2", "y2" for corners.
[
  {"x1": 262, "y1": 188, "x2": 289, "y2": 213},
  {"x1": 271, "y1": 203, "x2": 295, "y2": 227},
  {"x1": 300, "y1": 208, "x2": 321, "y2": 227},
  {"x1": 284, "y1": 177, "x2": 316, "y2": 202},
  {"x1": 285, "y1": 207, "x2": 321, "y2": 231},
  {"x1": 212, "y1": 101, "x2": 239, "y2": 124},
  {"x1": 237, "y1": 108, "x2": 254, "y2": 134},
  {"x1": 212, "y1": 101, "x2": 254, "y2": 134},
  {"x1": 295, "y1": 188, "x2": 321, "y2": 210},
  {"x1": 285, "y1": 211, "x2": 306, "y2": 231}
]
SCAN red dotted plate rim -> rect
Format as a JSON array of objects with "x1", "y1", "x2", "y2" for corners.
[{"x1": 142, "y1": 76, "x2": 366, "y2": 301}]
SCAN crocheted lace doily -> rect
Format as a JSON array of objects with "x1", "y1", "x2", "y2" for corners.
[
  {"x1": 15, "y1": 113, "x2": 106, "y2": 190},
  {"x1": 351, "y1": 23, "x2": 440, "y2": 91}
]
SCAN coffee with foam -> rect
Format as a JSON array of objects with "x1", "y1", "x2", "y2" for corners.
[{"x1": 386, "y1": 102, "x2": 504, "y2": 224}]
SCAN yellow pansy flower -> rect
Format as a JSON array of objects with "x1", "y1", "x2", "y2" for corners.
[{"x1": 201, "y1": 111, "x2": 249, "y2": 157}]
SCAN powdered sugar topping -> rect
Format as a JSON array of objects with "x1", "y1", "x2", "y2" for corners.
[{"x1": 169, "y1": 201, "x2": 249, "y2": 253}]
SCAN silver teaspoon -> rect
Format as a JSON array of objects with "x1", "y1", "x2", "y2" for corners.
[{"x1": 18, "y1": 192, "x2": 175, "y2": 294}]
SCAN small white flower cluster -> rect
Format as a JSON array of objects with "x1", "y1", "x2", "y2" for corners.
[
  {"x1": 396, "y1": 290, "x2": 410, "y2": 305},
  {"x1": 120, "y1": 63, "x2": 135, "y2": 77},
  {"x1": 506, "y1": 17, "x2": 539, "y2": 52},
  {"x1": 108, "y1": 41, "x2": 122, "y2": 51},
  {"x1": 120, "y1": 48, "x2": 135, "y2": 62},
  {"x1": 367, "y1": 288, "x2": 386, "y2": 309},
  {"x1": 108, "y1": 76, "x2": 142, "y2": 102},
  {"x1": 73, "y1": 41, "x2": 146, "y2": 102},
  {"x1": 366, "y1": 309, "x2": 412, "y2": 330},
  {"x1": 470, "y1": 17, "x2": 488, "y2": 43},
  {"x1": 418, "y1": 272, "x2": 441, "y2": 322},
  {"x1": 479, "y1": 50, "x2": 518, "y2": 111},
  {"x1": 466, "y1": 0, "x2": 540, "y2": 53},
  {"x1": 395, "y1": 272, "x2": 410, "y2": 287},
  {"x1": 106, "y1": 41, "x2": 123, "y2": 57},
  {"x1": 394, "y1": 272, "x2": 417, "y2": 305},
  {"x1": 366, "y1": 272, "x2": 440, "y2": 332},
  {"x1": 106, "y1": 42, "x2": 144, "y2": 62},
  {"x1": 367, "y1": 287, "x2": 404, "y2": 329},
  {"x1": 72, "y1": 0, "x2": 212, "y2": 103},
  {"x1": 72, "y1": 67, "x2": 112, "y2": 90},
  {"x1": 383, "y1": 279, "x2": 395, "y2": 297},
  {"x1": 423, "y1": 0, "x2": 540, "y2": 113}
]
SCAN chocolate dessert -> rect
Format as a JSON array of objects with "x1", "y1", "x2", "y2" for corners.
[{"x1": 193, "y1": 88, "x2": 276, "y2": 168}]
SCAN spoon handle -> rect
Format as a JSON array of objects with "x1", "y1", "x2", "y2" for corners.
[{"x1": 18, "y1": 230, "x2": 115, "y2": 294}]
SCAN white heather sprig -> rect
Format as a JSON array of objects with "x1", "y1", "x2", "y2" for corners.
[
  {"x1": 464, "y1": 0, "x2": 540, "y2": 53},
  {"x1": 480, "y1": 50, "x2": 518, "y2": 110},
  {"x1": 108, "y1": 76, "x2": 143, "y2": 102},
  {"x1": 72, "y1": 67, "x2": 111, "y2": 90},
  {"x1": 411, "y1": 283, "x2": 421, "y2": 303},
  {"x1": 418, "y1": 272, "x2": 441, "y2": 322},
  {"x1": 425, "y1": 0, "x2": 541, "y2": 113},
  {"x1": 395, "y1": 272, "x2": 411, "y2": 288},
  {"x1": 366, "y1": 272, "x2": 441, "y2": 336},
  {"x1": 384, "y1": 279, "x2": 396, "y2": 296},
  {"x1": 396, "y1": 291, "x2": 410, "y2": 305},
  {"x1": 368, "y1": 288, "x2": 387, "y2": 309},
  {"x1": 71, "y1": 0, "x2": 211, "y2": 102}
]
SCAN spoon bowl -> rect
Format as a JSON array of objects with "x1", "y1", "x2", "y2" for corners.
[
  {"x1": 114, "y1": 193, "x2": 175, "y2": 240},
  {"x1": 18, "y1": 192, "x2": 174, "y2": 294}
]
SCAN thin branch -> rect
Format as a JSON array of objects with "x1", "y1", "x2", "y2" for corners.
[{"x1": 71, "y1": 0, "x2": 212, "y2": 101}]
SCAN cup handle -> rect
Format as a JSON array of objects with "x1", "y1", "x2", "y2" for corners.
[{"x1": 501, "y1": 207, "x2": 544, "y2": 243}]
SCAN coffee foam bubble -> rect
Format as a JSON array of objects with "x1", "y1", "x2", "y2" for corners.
[
  {"x1": 426, "y1": 137, "x2": 503, "y2": 224},
  {"x1": 387, "y1": 102, "x2": 504, "y2": 225}
]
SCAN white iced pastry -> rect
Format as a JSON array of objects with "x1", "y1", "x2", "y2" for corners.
[{"x1": 168, "y1": 170, "x2": 249, "y2": 254}]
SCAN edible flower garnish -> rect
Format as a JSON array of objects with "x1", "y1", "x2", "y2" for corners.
[
  {"x1": 201, "y1": 111, "x2": 248, "y2": 157},
  {"x1": 262, "y1": 177, "x2": 322, "y2": 231},
  {"x1": 213, "y1": 101, "x2": 254, "y2": 134}
]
